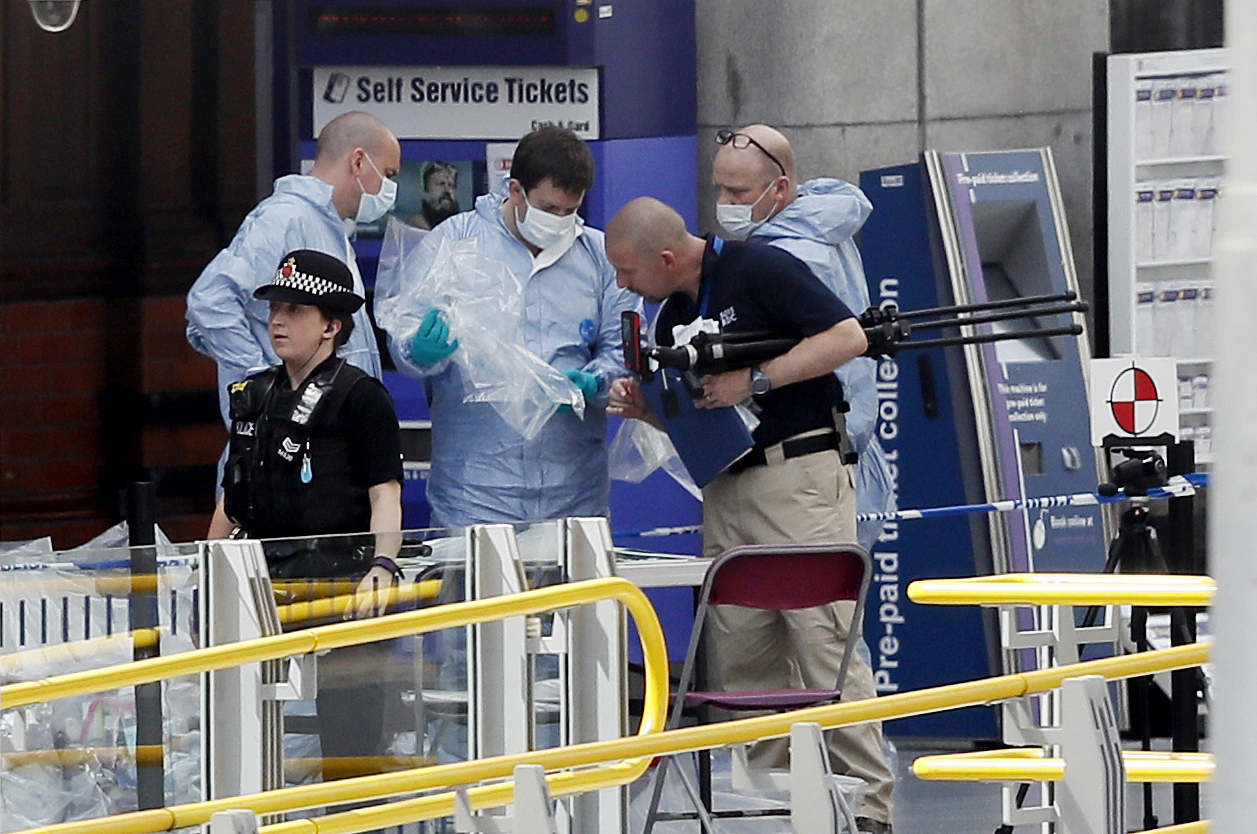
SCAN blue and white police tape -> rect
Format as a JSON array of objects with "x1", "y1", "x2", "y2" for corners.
[{"x1": 613, "y1": 472, "x2": 1209, "y2": 539}]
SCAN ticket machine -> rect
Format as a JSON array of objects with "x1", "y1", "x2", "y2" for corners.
[
  {"x1": 860, "y1": 150, "x2": 1105, "y2": 737},
  {"x1": 266, "y1": 0, "x2": 698, "y2": 531}
]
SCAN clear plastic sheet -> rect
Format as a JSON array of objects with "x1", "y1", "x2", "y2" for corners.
[
  {"x1": 856, "y1": 439, "x2": 897, "y2": 552},
  {"x1": 1, "y1": 533, "x2": 201, "y2": 828},
  {"x1": 376, "y1": 219, "x2": 583, "y2": 439},
  {"x1": 0, "y1": 538, "x2": 53, "y2": 560},
  {"x1": 607, "y1": 419, "x2": 702, "y2": 501}
]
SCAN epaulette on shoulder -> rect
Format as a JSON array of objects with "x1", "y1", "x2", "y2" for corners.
[{"x1": 229, "y1": 366, "x2": 277, "y2": 395}]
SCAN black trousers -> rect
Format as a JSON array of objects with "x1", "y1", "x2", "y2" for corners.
[{"x1": 265, "y1": 537, "x2": 395, "y2": 778}]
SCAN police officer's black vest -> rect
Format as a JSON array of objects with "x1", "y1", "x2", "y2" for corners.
[{"x1": 224, "y1": 358, "x2": 373, "y2": 540}]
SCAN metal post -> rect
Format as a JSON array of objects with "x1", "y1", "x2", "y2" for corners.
[
  {"x1": 127, "y1": 481, "x2": 164, "y2": 809},
  {"x1": 566, "y1": 518, "x2": 628, "y2": 833},
  {"x1": 201, "y1": 540, "x2": 285, "y2": 804},
  {"x1": 1057, "y1": 675, "x2": 1125, "y2": 834},
  {"x1": 1209, "y1": 6, "x2": 1257, "y2": 833},
  {"x1": 470, "y1": 525, "x2": 530, "y2": 759},
  {"x1": 789, "y1": 722, "x2": 859, "y2": 834},
  {"x1": 1165, "y1": 440, "x2": 1200, "y2": 825}
]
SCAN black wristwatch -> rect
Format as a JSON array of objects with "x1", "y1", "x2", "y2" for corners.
[{"x1": 749, "y1": 365, "x2": 772, "y2": 396}]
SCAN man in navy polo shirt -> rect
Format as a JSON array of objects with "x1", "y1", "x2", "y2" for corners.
[{"x1": 606, "y1": 196, "x2": 895, "y2": 834}]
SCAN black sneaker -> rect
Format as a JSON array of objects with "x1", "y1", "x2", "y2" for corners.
[{"x1": 855, "y1": 817, "x2": 893, "y2": 834}]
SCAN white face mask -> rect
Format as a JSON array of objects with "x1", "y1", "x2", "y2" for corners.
[
  {"x1": 517, "y1": 192, "x2": 579, "y2": 250},
  {"x1": 715, "y1": 180, "x2": 778, "y2": 240},
  {"x1": 355, "y1": 151, "x2": 398, "y2": 224}
]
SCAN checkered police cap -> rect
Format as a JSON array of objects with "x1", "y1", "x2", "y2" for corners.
[{"x1": 253, "y1": 249, "x2": 364, "y2": 313}]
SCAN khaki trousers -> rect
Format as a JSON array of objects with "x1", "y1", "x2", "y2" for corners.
[{"x1": 702, "y1": 448, "x2": 894, "y2": 823}]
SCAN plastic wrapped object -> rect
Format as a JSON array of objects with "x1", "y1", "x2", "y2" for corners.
[
  {"x1": 376, "y1": 219, "x2": 582, "y2": 440},
  {"x1": 607, "y1": 419, "x2": 702, "y2": 501},
  {"x1": 1, "y1": 539, "x2": 202, "y2": 828}
]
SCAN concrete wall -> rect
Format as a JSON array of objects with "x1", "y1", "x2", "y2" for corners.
[{"x1": 695, "y1": 0, "x2": 1108, "y2": 307}]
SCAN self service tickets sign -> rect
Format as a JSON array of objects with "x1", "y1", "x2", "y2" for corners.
[{"x1": 313, "y1": 66, "x2": 601, "y2": 141}]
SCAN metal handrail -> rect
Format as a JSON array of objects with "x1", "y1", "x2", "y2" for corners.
[
  {"x1": 0, "y1": 580, "x2": 444, "y2": 679},
  {"x1": 254, "y1": 642, "x2": 1212, "y2": 834},
  {"x1": 912, "y1": 747, "x2": 1215, "y2": 783},
  {"x1": 1, "y1": 577, "x2": 659, "y2": 709},
  {"x1": 907, "y1": 572, "x2": 1217, "y2": 607},
  {"x1": 1133, "y1": 823, "x2": 1210, "y2": 834},
  {"x1": 13, "y1": 641, "x2": 1208, "y2": 834}
]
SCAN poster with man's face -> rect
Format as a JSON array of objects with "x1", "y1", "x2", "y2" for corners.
[{"x1": 355, "y1": 159, "x2": 475, "y2": 238}]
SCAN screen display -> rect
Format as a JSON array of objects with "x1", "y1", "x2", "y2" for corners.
[{"x1": 310, "y1": 6, "x2": 557, "y2": 36}]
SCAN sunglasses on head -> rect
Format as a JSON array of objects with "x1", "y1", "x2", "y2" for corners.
[{"x1": 715, "y1": 129, "x2": 786, "y2": 177}]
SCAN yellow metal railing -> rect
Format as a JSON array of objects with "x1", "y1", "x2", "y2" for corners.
[
  {"x1": 255, "y1": 642, "x2": 1214, "y2": 834},
  {"x1": 272, "y1": 577, "x2": 442, "y2": 624},
  {"x1": 13, "y1": 640, "x2": 1209, "y2": 834},
  {"x1": 907, "y1": 572, "x2": 1217, "y2": 607},
  {"x1": 1, "y1": 575, "x2": 664, "y2": 704},
  {"x1": 904, "y1": 571, "x2": 1214, "y2": 826},
  {"x1": 1136, "y1": 823, "x2": 1210, "y2": 834},
  {"x1": 0, "y1": 579, "x2": 443, "y2": 680},
  {"x1": 4, "y1": 576, "x2": 670, "y2": 834},
  {"x1": 0, "y1": 575, "x2": 511, "y2": 709},
  {"x1": 912, "y1": 747, "x2": 1215, "y2": 783}
]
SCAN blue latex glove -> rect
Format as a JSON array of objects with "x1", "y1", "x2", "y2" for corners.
[
  {"x1": 565, "y1": 369, "x2": 601, "y2": 402},
  {"x1": 558, "y1": 369, "x2": 600, "y2": 413},
  {"x1": 410, "y1": 309, "x2": 458, "y2": 367}
]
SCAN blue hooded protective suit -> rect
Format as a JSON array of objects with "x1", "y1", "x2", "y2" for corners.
[
  {"x1": 383, "y1": 184, "x2": 641, "y2": 527},
  {"x1": 749, "y1": 178, "x2": 896, "y2": 548},
  {"x1": 186, "y1": 174, "x2": 382, "y2": 423}
]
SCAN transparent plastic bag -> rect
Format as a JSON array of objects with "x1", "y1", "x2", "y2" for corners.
[
  {"x1": 607, "y1": 419, "x2": 702, "y2": 501},
  {"x1": 856, "y1": 439, "x2": 897, "y2": 552},
  {"x1": 376, "y1": 219, "x2": 582, "y2": 440},
  {"x1": 2, "y1": 760, "x2": 111, "y2": 829},
  {"x1": 0, "y1": 537, "x2": 53, "y2": 561}
]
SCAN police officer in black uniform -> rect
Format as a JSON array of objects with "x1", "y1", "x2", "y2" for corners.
[{"x1": 207, "y1": 248, "x2": 405, "y2": 779}]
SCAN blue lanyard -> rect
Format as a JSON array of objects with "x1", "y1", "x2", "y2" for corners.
[{"x1": 698, "y1": 237, "x2": 724, "y2": 318}]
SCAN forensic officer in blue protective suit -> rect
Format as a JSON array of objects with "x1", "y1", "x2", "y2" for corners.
[
  {"x1": 186, "y1": 111, "x2": 399, "y2": 424},
  {"x1": 380, "y1": 126, "x2": 641, "y2": 527},
  {"x1": 712, "y1": 124, "x2": 895, "y2": 552}
]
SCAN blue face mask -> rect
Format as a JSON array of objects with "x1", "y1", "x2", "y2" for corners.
[{"x1": 355, "y1": 151, "x2": 398, "y2": 224}]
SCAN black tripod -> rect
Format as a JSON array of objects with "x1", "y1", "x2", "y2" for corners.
[
  {"x1": 998, "y1": 491, "x2": 1205, "y2": 834},
  {"x1": 1084, "y1": 496, "x2": 1205, "y2": 830},
  {"x1": 1100, "y1": 500, "x2": 1167, "y2": 831},
  {"x1": 997, "y1": 502, "x2": 1169, "y2": 834}
]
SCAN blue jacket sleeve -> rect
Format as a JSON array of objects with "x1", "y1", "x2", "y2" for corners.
[
  {"x1": 580, "y1": 245, "x2": 642, "y2": 403},
  {"x1": 186, "y1": 207, "x2": 321, "y2": 384}
]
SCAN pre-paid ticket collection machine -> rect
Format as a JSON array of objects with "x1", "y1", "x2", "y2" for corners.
[
  {"x1": 266, "y1": 0, "x2": 698, "y2": 531},
  {"x1": 860, "y1": 150, "x2": 1105, "y2": 737}
]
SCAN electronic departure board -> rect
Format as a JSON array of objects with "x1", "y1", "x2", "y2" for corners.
[{"x1": 310, "y1": 6, "x2": 556, "y2": 36}]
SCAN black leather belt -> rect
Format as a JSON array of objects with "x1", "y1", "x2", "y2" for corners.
[{"x1": 726, "y1": 430, "x2": 841, "y2": 474}]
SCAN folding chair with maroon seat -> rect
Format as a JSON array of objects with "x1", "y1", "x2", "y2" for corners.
[{"x1": 641, "y1": 541, "x2": 873, "y2": 834}]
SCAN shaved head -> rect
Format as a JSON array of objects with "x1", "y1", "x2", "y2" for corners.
[
  {"x1": 310, "y1": 111, "x2": 401, "y2": 220},
  {"x1": 733, "y1": 124, "x2": 796, "y2": 182},
  {"x1": 712, "y1": 123, "x2": 798, "y2": 228},
  {"x1": 606, "y1": 197, "x2": 688, "y2": 256},
  {"x1": 316, "y1": 111, "x2": 397, "y2": 162},
  {"x1": 607, "y1": 198, "x2": 704, "y2": 303}
]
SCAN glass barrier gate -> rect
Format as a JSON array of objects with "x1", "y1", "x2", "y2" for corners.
[{"x1": 2, "y1": 518, "x2": 627, "y2": 834}]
